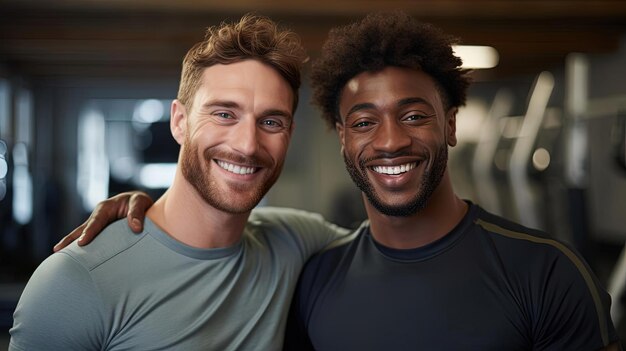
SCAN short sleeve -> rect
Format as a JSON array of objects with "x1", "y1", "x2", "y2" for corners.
[
  {"x1": 533, "y1": 245, "x2": 619, "y2": 350},
  {"x1": 10, "y1": 252, "x2": 106, "y2": 350}
]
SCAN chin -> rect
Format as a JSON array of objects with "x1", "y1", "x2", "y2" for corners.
[
  {"x1": 213, "y1": 201, "x2": 258, "y2": 214},
  {"x1": 368, "y1": 196, "x2": 427, "y2": 217}
]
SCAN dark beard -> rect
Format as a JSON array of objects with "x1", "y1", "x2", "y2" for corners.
[
  {"x1": 343, "y1": 145, "x2": 448, "y2": 217},
  {"x1": 180, "y1": 136, "x2": 278, "y2": 214}
]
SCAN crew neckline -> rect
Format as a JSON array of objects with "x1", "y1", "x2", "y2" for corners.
[
  {"x1": 367, "y1": 202, "x2": 477, "y2": 262},
  {"x1": 144, "y1": 217, "x2": 244, "y2": 260}
]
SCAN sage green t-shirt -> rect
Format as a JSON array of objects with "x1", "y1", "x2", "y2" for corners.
[{"x1": 10, "y1": 207, "x2": 349, "y2": 351}]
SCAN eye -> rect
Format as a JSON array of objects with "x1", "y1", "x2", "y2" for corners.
[
  {"x1": 347, "y1": 118, "x2": 377, "y2": 133},
  {"x1": 259, "y1": 118, "x2": 288, "y2": 132},
  {"x1": 210, "y1": 111, "x2": 237, "y2": 125},
  {"x1": 350, "y1": 119, "x2": 376, "y2": 130},
  {"x1": 261, "y1": 119, "x2": 281, "y2": 127},
  {"x1": 402, "y1": 113, "x2": 435, "y2": 123},
  {"x1": 344, "y1": 112, "x2": 377, "y2": 131},
  {"x1": 405, "y1": 115, "x2": 424, "y2": 121},
  {"x1": 215, "y1": 112, "x2": 233, "y2": 119},
  {"x1": 354, "y1": 121, "x2": 371, "y2": 128}
]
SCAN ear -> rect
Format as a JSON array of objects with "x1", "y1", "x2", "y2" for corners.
[
  {"x1": 335, "y1": 121, "x2": 346, "y2": 154},
  {"x1": 170, "y1": 100, "x2": 187, "y2": 145},
  {"x1": 445, "y1": 107, "x2": 458, "y2": 147}
]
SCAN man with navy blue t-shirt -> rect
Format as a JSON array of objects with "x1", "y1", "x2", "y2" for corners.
[{"x1": 283, "y1": 12, "x2": 620, "y2": 350}]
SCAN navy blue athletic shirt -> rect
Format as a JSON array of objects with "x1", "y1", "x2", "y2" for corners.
[{"x1": 284, "y1": 203, "x2": 618, "y2": 350}]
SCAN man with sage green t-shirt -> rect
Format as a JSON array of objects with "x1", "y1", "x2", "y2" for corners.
[{"x1": 10, "y1": 14, "x2": 352, "y2": 350}]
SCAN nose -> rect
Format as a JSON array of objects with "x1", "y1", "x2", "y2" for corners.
[
  {"x1": 230, "y1": 117, "x2": 259, "y2": 156},
  {"x1": 371, "y1": 119, "x2": 412, "y2": 153}
]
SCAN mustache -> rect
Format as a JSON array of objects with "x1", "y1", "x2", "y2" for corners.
[
  {"x1": 204, "y1": 148, "x2": 269, "y2": 168},
  {"x1": 359, "y1": 151, "x2": 414, "y2": 165}
]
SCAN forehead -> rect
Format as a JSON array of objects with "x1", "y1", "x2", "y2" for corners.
[
  {"x1": 339, "y1": 66, "x2": 444, "y2": 114},
  {"x1": 194, "y1": 60, "x2": 294, "y2": 112}
]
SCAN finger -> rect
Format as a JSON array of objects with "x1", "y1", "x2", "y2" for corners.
[
  {"x1": 78, "y1": 209, "x2": 118, "y2": 246},
  {"x1": 127, "y1": 192, "x2": 154, "y2": 233},
  {"x1": 53, "y1": 223, "x2": 86, "y2": 252},
  {"x1": 76, "y1": 196, "x2": 122, "y2": 245}
]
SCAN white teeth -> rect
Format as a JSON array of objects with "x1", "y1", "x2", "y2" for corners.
[
  {"x1": 372, "y1": 162, "x2": 416, "y2": 175},
  {"x1": 216, "y1": 160, "x2": 256, "y2": 175}
]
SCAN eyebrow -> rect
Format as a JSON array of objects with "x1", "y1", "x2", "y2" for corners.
[
  {"x1": 202, "y1": 100, "x2": 240, "y2": 110},
  {"x1": 345, "y1": 103, "x2": 376, "y2": 118},
  {"x1": 345, "y1": 97, "x2": 434, "y2": 119},
  {"x1": 397, "y1": 97, "x2": 433, "y2": 109},
  {"x1": 260, "y1": 108, "x2": 293, "y2": 120}
]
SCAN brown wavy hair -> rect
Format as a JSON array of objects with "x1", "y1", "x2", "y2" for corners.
[
  {"x1": 311, "y1": 11, "x2": 472, "y2": 128},
  {"x1": 178, "y1": 13, "x2": 308, "y2": 112}
]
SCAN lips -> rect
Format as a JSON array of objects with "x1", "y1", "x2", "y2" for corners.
[
  {"x1": 364, "y1": 158, "x2": 423, "y2": 189},
  {"x1": 215, "y1": 160, "x2": 258, "y2": 175},
  {"x1": 371, "y1": 162, "x2": 417, "y2": 175}
]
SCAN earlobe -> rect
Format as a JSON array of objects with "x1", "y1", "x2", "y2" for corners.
[
  {"x1": 446, "y1": 107, "x2": 458, "y2": 147},
  {"x1": 170, "y1": 100, "x2": 187, "y2": 145}
]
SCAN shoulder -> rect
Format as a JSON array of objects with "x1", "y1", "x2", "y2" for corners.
[
  {"x1": 250, "y1": 206, "x2": 327, "y2": 227},
  {"x1": 59, "y1": 218, "x2": 147, "y2": 271},
  {"x1": 472, "y1": 205, "x2": 576, "y2": 259},
  {"x1": 18, "y1": 224, "x2": 128, "y2": 307},
  {"x1": 249, "y1": 206, "x2": 350, "y2": 245},
  {"x1": 299, "y1": 225, "x2": 364, "y2": 281},
  {"x1": 11, "y1": 250, "x2": 105, "y2": 349},
  {"x1": 471, "y1": 207, "x2": 618, "y2": 349},
  {"x1": 474, "y1": 205, "x2": 548, "y2": 239},
  {"x1": 471, "y1": 205, "x2": 608, "y2": 312},
  {"x1": 248, "y1": 206, "x2": 329, "y2": 243},
  {"x1": 291, "y1": 226, "x2": 365, "y2": 321}
]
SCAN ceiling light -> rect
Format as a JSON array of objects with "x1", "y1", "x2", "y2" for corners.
[{"x1": 453, "y1": 45, "x2": 499, "y2": 69}]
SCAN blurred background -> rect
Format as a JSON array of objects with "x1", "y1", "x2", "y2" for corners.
[{"x1": 1, "y1": 0, "x2": 626, "y2": 347}]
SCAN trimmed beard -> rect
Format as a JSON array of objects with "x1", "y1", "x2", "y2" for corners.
[
  {"x1": 179, "y1": 135, "x2": 279, "y2": 214},
  {"x1": 343, "y1": 145, "x2": 448, "y2": 217}
]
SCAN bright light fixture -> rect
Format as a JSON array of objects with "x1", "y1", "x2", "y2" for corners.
[
  {"x1": 137, "y1": 163, "x2": 177, "y2": 189},
  {"x1": 453, "y1": 45, "x2": 499, "y2": 69}
]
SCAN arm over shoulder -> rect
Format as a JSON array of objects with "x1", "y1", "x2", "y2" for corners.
[
  {"x1": 10, "y1": 252, "x2": 106, "y2": 350},
  {"x1": 251, "y1": 207, "x2": 351, "y2": 258}
]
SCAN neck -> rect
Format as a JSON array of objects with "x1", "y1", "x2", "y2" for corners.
[
  {"x1": 147, "y1": 170, "x2": 250, "y2": 249},
  {"x1": 365, "y1": 170, "x2": 468, "y2": 250}
]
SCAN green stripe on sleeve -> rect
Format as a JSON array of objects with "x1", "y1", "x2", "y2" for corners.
[{"x1": 476, "y1": 219, "x2": 610, "y2": 346}]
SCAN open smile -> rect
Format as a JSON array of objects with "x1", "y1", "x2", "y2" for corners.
[
  {"x1": 371, "y1": 162, "x2": 417, "y2": 175},
  {"x1": 215, "y1": 160, "x2": 258, "y2": 175}
]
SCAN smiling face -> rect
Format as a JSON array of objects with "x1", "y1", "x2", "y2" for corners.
[
  {"x1": 172, "y1": 59, "x2": 294, "y2": 214},
  {"x1": 337, "y1": 66, "x2": 457, "y2": 217}
]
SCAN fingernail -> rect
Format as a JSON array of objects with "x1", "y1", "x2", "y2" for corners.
[
  {"x1": 132, "y1": 218, "x2": 141, "y2": 229},
  {"x1": 78, "y1": 234, "x2": 85, "y2": 242}
]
